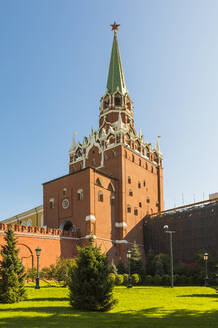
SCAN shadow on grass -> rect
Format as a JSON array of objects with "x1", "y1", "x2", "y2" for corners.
[
  {"x1": 25, "y1": 285, "x2": 65, "y2": 289},
  {"x1": 0, "y1": 306, "x2": 218, "y2": 328},
  {"x1": 178, "y1": 294, "x2": 218, "y2": 299},
  {"x1": 24, "y1": 297, "x2": 69, "y2": 302}
]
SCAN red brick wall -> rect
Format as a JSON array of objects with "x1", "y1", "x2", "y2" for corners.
[
  {"x1": 0, "y1": 224, "x2": 78, "y2": 270},
  {"x1": 43, "y1": 169, "x2": 91, "y2": 235},
  {"x1": 42, "y1": 143, "x2": 163, "y2": 264}
]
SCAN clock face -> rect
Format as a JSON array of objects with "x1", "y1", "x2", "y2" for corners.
[{"x1": 62, "y1": 199, "x2": 69, "y2": 209}]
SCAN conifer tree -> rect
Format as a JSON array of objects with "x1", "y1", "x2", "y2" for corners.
[
  {"x1": 109, "y1": 259, "x2": 118, "y2": 275},
  {"x1": 146, "y1": 248, "x2": 155, "y2": 275},
  {"x1": 130, "y1": 241, "x2": 145, "y2": 277},
  {"x1": 0, "y1": 228, "x2": 26, "y2": 303},
  {"x1": 117, "y1": 260, "x2": 126, "y2": 274},
  {"x1": 68, "y1": 239, "x2": 117, "y2": 311}
]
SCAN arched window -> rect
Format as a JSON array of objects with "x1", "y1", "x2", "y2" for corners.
[
  {"x1": 128, "y1": 176, "x2": 131, "y2": 184},
  {"x1": 49, "y1": 198, "x2": 54, "y2": 209},
  {"x1": 77, "y1": 189, "x2": 83, "y2": 200},
  {"x1": 103, "y1": 96, "x2": 109, "y2": 109},
  {"x1": 138, "y1": 182, "x2": 141, "y2": 189},
  {"x1": 115, "y1": 95, "x2": 121, "y2": 106},
  {"x1": 110, "y1": 194, "x2": 115, "y2": 205},
  {"x1": 132, "y1": 155, "x2": 134, "y2": 162},
  {"x1": 129, "y1": 189, "x2": 133, "y2": 197},
  {"x1": 134, "y1": 207, "x2": 138, "y2": 216},
  {"x1": 98, "y1": 190, "x2": 103, "y2": 202},
  {"x1": 63, "y1": 188, "x2": 67, "y2": 196},
  {"x1": 27, "y1": 219, "x2": 32, "y2": 227},
  {"x1": 127, "y1": 204, "x2": 131, "y2": 213},
  {"x1": 64, "y1": 221, "x2": 73, "y2": 231},
  {"x1": 139, "y1": 159, "x2": 141, "y2": 166},
  {"x1": 75, "y1": 148, "x2": 82, "y2": 159},
  {"x1": 60, "y1": 221, "x2": 74, "y2": 231}
]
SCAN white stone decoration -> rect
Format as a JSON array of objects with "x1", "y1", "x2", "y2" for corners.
[
  {"x1": 115, "y1": 239, "x2": 128, "y2": 244},
  {"x1": 68, "y1": 90, "x2": 163, "y2": 170},
  {"x1": 85, "y1": 215, "x2": 96, "y2": 222},
  {"x1": 115, "y1": 222, "x2": 127, "y2": 228},
  {"x1": 85, "y1": 234, "x2": 96, "y2": 239}
]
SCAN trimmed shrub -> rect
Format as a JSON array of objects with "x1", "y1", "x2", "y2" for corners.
[
  {"x1": 161, "y1": 274, "x2": 170, "y2": 286},
  {"x1": 131, "y1": 273, "x2": 140, "y2": 285},
  {"x1": 108, "y1": 273, "x2": 116, "y2": 284},
  {"x1": 123, "y1": 273, "x2": 129, "y2": 285},
  {"x1": 178, "y1": 275, "x2": 187, "y2": 285},
  {"x1": 115, "y1": 274, "x2": 124, "y2": 285},
  {"x1": 26, "y1": 267, "x2": 37, "y2": 282},
  {"x1": 144, "y1": 275, "x2": 153, "y2": 285},
  {"x1": 186, "y1": 276, "x2": 194, "y2": 285},
  {"x1": 55, "y1": 257, "x2": 75, "y2": 286},
  {"x1": 40, "y1": 267, "x2": 51, "y2": 280},
  {"x1": 153, "y1": 274, "x2": 161, "y2": 286}
]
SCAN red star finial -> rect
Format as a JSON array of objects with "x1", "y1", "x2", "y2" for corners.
[{"x1": 110, "y1": 21, "x2": 120, "y2": 32}]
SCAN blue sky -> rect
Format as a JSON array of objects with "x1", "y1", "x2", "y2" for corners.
[{"x1": 1, "y1": 0, "x2": 218, "y2": 219}]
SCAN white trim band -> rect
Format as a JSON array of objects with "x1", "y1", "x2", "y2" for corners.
[
  {"x1": 85, "y1": 234, "x2": 96, "y2": 239},
  {"x1": 115, "y1": 239, "x2": 128, "y2": 244},
  {"x1": 85, "y1": 215, "x2": 96, "y2": 222},
  {"x1": 115, "y1": 222, "x2": 127, "y2": 228}
]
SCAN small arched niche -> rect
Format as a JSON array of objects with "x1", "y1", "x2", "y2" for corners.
[{"x1": 60, "y1": 221, "x2": 74, "y2": 231}]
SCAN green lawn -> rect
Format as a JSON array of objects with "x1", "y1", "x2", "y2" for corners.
[{"x1": 0, "y1": 284, "x2": 218, "y2": 327}]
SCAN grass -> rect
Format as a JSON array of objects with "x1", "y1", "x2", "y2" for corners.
[{"x1": 0, "y1": 284, "x2": 218, "y2": 327}]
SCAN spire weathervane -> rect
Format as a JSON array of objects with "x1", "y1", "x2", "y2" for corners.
[{"x1": 110, "y1": 21, "x2": 120, "y2": 33}]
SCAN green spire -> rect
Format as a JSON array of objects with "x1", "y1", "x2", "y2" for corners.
[{"x1": 106, "y1": 31, "x2": 127, "y2": 95}]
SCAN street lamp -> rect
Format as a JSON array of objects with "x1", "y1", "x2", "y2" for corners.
[
  {"x1": 164, "y1": 225, "x2": 176, "y2": 288},
  {"x1": 35, "y1": 247, "x2": 41, "y2": 289},
  {"x1": 127, "y1": 249, "x2": 132, "y2": 288},
  {"x1": 204, "y1": 252, "x2": 209, "y2": 287}
]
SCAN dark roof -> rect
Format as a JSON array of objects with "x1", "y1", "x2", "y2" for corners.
[{"x1": 42, "y1": 166, "x2": 118, "y2": 185}]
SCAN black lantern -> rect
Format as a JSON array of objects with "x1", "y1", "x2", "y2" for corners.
[
  {"x1": 35, "y1": 247, "x2": 41, "y2": 289},
  {"x1": 127, "y1": 250, "x2": 132, "y2": 288},
  {"x1": 204, "y1": 252, "x2": 209, "y2": 287}
]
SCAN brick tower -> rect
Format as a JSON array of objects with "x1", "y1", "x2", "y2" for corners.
[{"x1": 43, "y1": 23, "x2": 163, "y2": 262}]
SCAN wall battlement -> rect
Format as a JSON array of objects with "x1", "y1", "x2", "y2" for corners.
[{"x1": 0, "y1": 223, "x2": 80, "y2": 238}]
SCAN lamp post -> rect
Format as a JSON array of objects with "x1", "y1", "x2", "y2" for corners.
[
  {"x1": 127, "y1": 249, "x2": 132, "y2": 288},
  {"x1": 204, "y1": 252, "x2": 208, "y2": 287},
  {"x1": 35, "y1": 247, "x2": 41, "y2": 289},
  {"x1": 164, "y1": 225, "x2": 176, "y2": 288}
]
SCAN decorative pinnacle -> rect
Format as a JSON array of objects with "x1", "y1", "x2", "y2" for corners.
[{"x1": 110, "y1": 21, "x2": 120, "y2": 33}]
